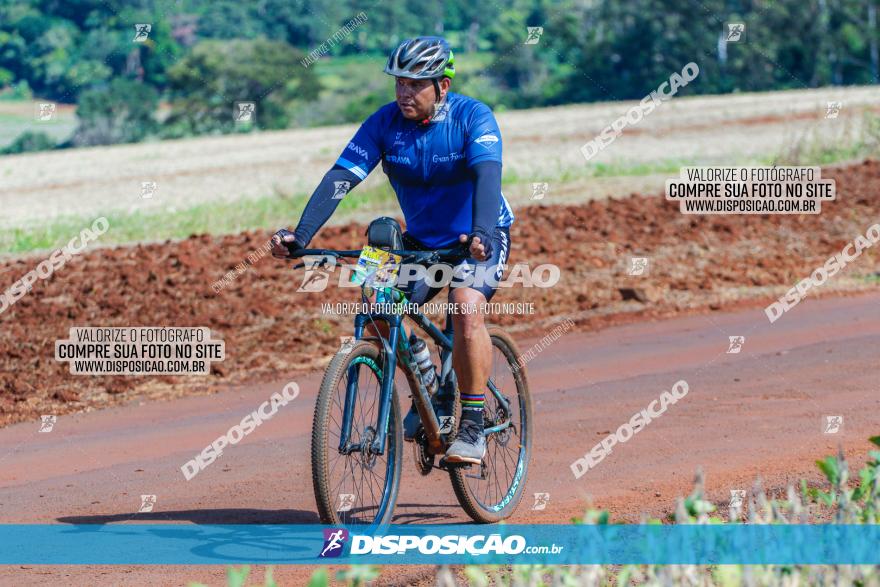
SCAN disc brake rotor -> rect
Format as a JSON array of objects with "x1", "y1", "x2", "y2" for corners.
[
  {"x1": 360, "y1": 426, "x2": 378, "y2": 470},
  {"x1": 488, "y1": 401, "x2": 512, "y2": 446}
]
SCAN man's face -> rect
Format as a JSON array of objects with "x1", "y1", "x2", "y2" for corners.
[{"x1": 395, "y1": 77, "x2": 449, "y2": 120}]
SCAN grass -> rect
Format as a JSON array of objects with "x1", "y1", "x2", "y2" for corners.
[
  {"x1": 0, "y1": 182, "x2": 398, "y2": 255},
  {"x1": 0, "y1": 150, "x2": 867, "y2": 256},
  {"x1": 198, "y1": 435, "x2": 880, "y2": 586},
  {"x1": 0, "y1": 101, "x2": 77, "y2": 148},
  {"x1": 0, "y1": 155, "x2": 704, "y2": 255},
  {"x1": 586, "y1": 158, "x2": 702, "y2": 178},
  {"x1": 497, "y1": 157, "x2": 705, "y2": 188},
  {"x1": 772, "y1": 111, "x2": 880, "y2": 167},
  {"x1": 3, "y1": 110, "x2": 879, "y2": 256}
]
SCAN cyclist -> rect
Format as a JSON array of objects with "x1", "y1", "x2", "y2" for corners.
[{"x1": 271, "y1": 36, "x2": 514, "y2": 465}]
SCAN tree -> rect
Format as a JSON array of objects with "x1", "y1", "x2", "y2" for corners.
[
  {"x1": 72, "y1": 78, "x2": 159, "y2": 146},
  {"x1": 162, "y1": 38, "x2": 320, "y2": 136},
  {"x1": 1, "y1": 130, "x2": 55, "y2": 154}
]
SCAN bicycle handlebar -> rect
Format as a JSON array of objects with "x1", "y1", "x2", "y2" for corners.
[{"x1": 291, "y1": 246, "x2": 470, "y2": 265}]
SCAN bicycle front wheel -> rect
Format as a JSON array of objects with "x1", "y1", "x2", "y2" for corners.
[
  {"x1": 311, "y1": 340, "x2": 402, "y2": 525},
  {"x1": 449, "y1": 326, "x2": 533, "y2": 523}
]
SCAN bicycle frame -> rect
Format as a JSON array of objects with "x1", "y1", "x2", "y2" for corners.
[{"x1": 338, "y1": 284, "x2": 514, "y2": 461}]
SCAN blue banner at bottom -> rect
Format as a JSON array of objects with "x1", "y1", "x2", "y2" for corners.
[{"x1": 1, "y1": 524, "x2": 879, "y2": 565}]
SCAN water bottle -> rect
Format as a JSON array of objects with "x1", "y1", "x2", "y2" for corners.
[{"x1": 410, "y1": 336, "x2": 438, "y2": 396}]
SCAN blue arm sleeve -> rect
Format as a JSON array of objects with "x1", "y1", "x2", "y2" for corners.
[
  {"x1": 470, "y1": 161, "x2": 502, "y2": 257},
  {"x1": 293, "y1": 166, "x2": 362, "y2": 247},
  {"x1": 464, "y1": 103, "x2": 504, "y2": 256},
  {"x1": 293, "y1": 108, "x2": 386, "y2": 246}
]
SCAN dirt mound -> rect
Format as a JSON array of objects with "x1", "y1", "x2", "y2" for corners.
[{"x1": 2, "y1": 160, "x2": 879, "y2": 426}]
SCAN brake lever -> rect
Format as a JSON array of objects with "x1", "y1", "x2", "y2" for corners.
[
  {"x1": 404, "y1": 251, "x2": 430, "y2": 264},
  {"x1": 292, "y1": 255, "x2": 334, "y2": 270},
  {"x1": 445, "y1": 245, "x2": 470, "y2": 264}
]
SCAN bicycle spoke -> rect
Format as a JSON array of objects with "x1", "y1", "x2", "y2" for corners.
[
  {"x1": 330, "y1": 459, "x2": 354, "y2": 505},
  {"x1": 498, "y1": 436, "x2": 513, "y2": 485},
  {"x1": 464, "y1": 339, "x2": 526, "y2": 512},
  {"x1": 320, "y1": 353, "x2": 396, "y2": 525},
  {"x1": 365, "y1": 469, "x2": 379, "y2": 509},
  {"x1": 493, "y1": 441, "x2": 503, "y2": 503}
]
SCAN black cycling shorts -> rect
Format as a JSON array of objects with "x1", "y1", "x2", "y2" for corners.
[{"x1": 401, "y1": 226, "x2": 511, "y2": 306}]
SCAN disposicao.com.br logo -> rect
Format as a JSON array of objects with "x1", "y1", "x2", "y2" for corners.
[
  {"x1": 319, "y1": 528, "x2": 349, "y2": 558},
  {"x1": 317, "y1": 529, "x2": 562, "y2": 558}
]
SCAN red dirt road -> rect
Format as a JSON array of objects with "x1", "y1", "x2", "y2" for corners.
[
  {"x1": 1, "y1": 291, "x2": 878, "y2": 586},
  {"x1": 3, "y1": 160, "x2": 880, "y2": 429}
]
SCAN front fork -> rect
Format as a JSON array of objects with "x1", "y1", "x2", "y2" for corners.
[
  {"x1": 337, "y1": 312, "x2": 401, "y2": 456},
  {"x1": 337, "y1": 310, "x2": 512, "y2": 457}
]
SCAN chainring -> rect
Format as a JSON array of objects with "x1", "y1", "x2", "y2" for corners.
[{"x1": 412, "y1": 428, "x2": 434, "y2": 476}]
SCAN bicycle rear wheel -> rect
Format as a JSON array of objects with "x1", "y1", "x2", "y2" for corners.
[
  {"x1": 449, "y1": 326, "x2": 532, "y2": 523},
  {"x1": 311, "y1": 340, "x2": 402, "y2": 525}
]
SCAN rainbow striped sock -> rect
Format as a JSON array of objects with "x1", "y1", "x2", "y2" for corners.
[{"x1": 460, "y1": 392, "x2": 485, "y2": 420}]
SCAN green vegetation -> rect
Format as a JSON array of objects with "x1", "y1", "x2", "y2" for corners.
[
  {"x1": 72, "y1": 78, "x2": 159, "y2": 146},
  {"x1": 773, "y1": 112, "x2": 880, "y2": 166},
  {"x1": 0, "y1": 182, "x2": 397, "y2": 255},
  {"x1": 1, "y1": 0, "x2": 878, "y2": 150},
  {"x1": 188, "y1": 564, "x2": 277, "y2": 587},
  {"x1": 587, "y1": 159, "x2": 702, "y2": 179},
  {"x1": 160, "y1": 39, "x2": 319, "y2": 138},
  {"x1": 0, "y1": 129, "x2": 54, "y2": 154},
  {"x1": 5, "y1": 129, "x2": 880, "y2": 256},
  {"x1": 300, "y1": 436, "x2": 879, "y2": 587},
  {"x1": 0, "y1": 102, "x2": 77, "y2": 148},
  {"x1": 192, "y1": 436, "x2": 880, "y2": 586}
]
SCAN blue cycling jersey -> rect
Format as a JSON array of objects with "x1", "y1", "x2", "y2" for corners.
[{"x1": 335, "y1": 92, "x2": 515, "y2": 248}]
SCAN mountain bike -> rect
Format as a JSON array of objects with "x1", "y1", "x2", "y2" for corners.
[{"x1": 293, "y1": 244, "x2": 532, "y2": 525}]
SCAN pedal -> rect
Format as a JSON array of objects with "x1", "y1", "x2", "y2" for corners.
[
  {"x1": 438, "y1": 456, "x2": 472, "y2": 470},
  {"x1": 440, "y1": 459, "x2": 485, "y2": 480}
]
